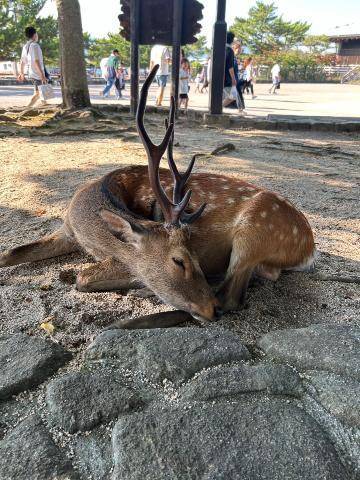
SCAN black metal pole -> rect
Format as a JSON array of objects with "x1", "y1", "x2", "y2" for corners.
[
  {"x1": 171, "y1": 0, "x2": 183, "y2": 115},
  {"x1": 130, "y1": 0, "x2": 140, "y2": 116},
  {"x1": 209, "y1": 0, "x2": 227, "y2": 115}
]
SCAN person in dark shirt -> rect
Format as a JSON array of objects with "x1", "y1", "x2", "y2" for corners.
[
  {"x1": 224, "y1": 31, "x2": 236, "y2": 88},
  {"x1": 223, "y1": 32, "x2": 245, "y2": 114}
]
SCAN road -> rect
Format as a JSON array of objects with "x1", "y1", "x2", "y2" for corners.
[{"x1": 1, "y1": 82, "x2": 360, "y2": 119}]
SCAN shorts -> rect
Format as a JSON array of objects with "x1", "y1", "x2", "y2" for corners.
[
  {"x1": 31, "y1": 78, "x2": 42, "y2": 92},
  {"x1": 272, "y1": 77, "x2": 280, "y2": 85},
  {"x1": 156, "y1": 74, "x2": 168, "y2": 88},
  {"x1": 179, "y1": 93, "x2": 188, "y2": 99}
]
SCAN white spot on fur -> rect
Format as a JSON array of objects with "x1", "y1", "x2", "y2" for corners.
[
  {"x1": 227, "y1": 198, "x2": 235, "y2": 204},
  {"x1": 220, "y1": 178, "x2": 227, "y2": 182},
  {"x1": 222, "y1": 185, "x2": 230, "y2": 190},
  {"x1": 269, "y1": 223, "x2": 273, "y2": 230},
  {"x1": 256, "y1": 222, "x2": 261, "y2": 227},
  {"x1": 272, "y1": 203, "x2": 279, "y2": 211},
  {"x1": 260, "y1": 211, "x2": 267, "y2": 218},
  {"x1": 279, "y1": 233, "x2": 285, "y2": 240},
  {"x1": 241, "y1": 195, "x2": 250, "y2": 201},
  {"x1": 293, "y1": 226, "x2": 298, "y2": 235}
]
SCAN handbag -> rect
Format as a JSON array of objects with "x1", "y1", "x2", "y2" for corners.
[
  {"x1": 38, "y1": 83, "x2": 55, "y2": 101},
  {"x1": 276, "y1": 82, "x2": 281, "y2": 89}
]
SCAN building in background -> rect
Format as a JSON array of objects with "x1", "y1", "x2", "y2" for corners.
[{"x1": 328, "y1": 24, "x2": 360, "y2": 65}]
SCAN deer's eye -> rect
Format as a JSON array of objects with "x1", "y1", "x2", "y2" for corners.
[{"x1": 172, "y1": 257, "x2": 185, "y2": 270}]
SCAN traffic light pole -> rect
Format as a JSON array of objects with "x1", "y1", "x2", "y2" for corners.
[
  {"x1": 209, "y1": 0, "x2": 227, "y2": 115},
  {"x1": 171, "y1": 0, "x2": 184, "y2": 116},
  {"x1": 130, "y1": 0, "x2": 140, "y2": 116}
]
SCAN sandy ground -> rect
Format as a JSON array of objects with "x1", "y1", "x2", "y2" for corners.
[
  {"x1": 1, "y1": 82, "x2": 360, "y2": 119},
  {"x1": 0, "y1": 113, "x2": 359, "y2": 353}
]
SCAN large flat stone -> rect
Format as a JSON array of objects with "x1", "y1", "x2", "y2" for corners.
[
  {"x1": 0, "y1": 334, "x2": 72, "y2": 400},
  {"x1": 306, "y1": 370, "x2": 360, "y2": 428},
  {"x1": 73, "y1": 430, "x2": 113, "y2": 480},
  {"x1": 0, "y1": 415, "x2": 78, "y2": 480},
  {"x1": 87, "y1": 327, "x2": 250, "y2": 385},
  {"x1": 258, "y1": 325, "x2": 360, "y2": 380},
  {"x1": 180, "y1": 363, "x2": 302, "y2": 401},
  {"x1": 111, "y1": 398, "x2": 349, "y2": 480},
  {"x1": 46, "y1": 371, "x2": 143, "y2": 433}
]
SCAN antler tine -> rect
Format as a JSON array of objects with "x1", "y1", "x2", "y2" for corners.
[
  {"x1": 136, "y1": 67, "x2": 191, "y2": 225},
  {"x1": 164, "y1": 114, "x2": 207, "y2": 225}
]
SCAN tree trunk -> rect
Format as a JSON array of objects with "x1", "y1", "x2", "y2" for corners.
[{"x1": 56, "y1": 0, "x2": 90, "y2": 108}]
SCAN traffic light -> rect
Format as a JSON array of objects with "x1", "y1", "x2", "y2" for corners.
[{"x1": 119, "y1": 0, "x2": 203, "y2": 45}]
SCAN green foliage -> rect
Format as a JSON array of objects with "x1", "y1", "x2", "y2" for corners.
[
  {"x1": 0, "y1": 0, "x2": 58, "y2": 63},
  {"x1": 302, "y1": 35, "x2": 330, "y2": 53},
  {"x1": 86, "y1": 32, "x2": 151, "y2": 68},
  {"x1": 183, "y1": 35, "x2": 210, "y2": 61},
  {"x1": 190, "y1": 60, "x2": 202, "y2": 74},
  {"x1": 231, "y1": 1, "x2": 310, "y2": 55}
]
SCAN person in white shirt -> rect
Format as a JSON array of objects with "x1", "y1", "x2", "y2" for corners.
[
  {"x1": 18, "y1": 26, "x2": 47, "y2": 107},
  {"x1": 179, "y1": 58, "x2": 190, "y2": 114},
  {"x1": 269, "y1": 63, "x2": 281, "y2": 94},
  {"x1": 149, "y1": 44, "x2": 171, "y2": 106}
]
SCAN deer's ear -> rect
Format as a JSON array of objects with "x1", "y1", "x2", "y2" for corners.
[{"x1": 99, "y1": 210, "x2": 146, "y2": 246}]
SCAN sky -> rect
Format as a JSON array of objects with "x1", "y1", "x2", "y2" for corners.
[{"x1": 41, "y1": 0, "x2": 360, "y2": 42}]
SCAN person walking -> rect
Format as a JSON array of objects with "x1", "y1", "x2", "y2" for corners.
[
  {"x1": 18, "y1": 26, "x2": 47, "y2": 107},
  {"x1": 114, "y1": 64, "x2": 125, "y2": 99},
  {"x1": 232, "y1": 39, "x2": 246, "y2": 112},
  {"x1": 223, "y1": 32, "x2": 245, "y2": 115},
  {"x1": 102, "y1": 49, "x2": 120, "y2": 98},
  {"x1": 243, "y1": 57, "x2": 256, "y2": 99},
  {"x1": 179, "y1": 58, "x2": 190, "y2": 114},
  {"x1": 149, "y1": 44, "x2": 171, "y2": 106},
  {"x1": 269, "y1": 63, "x2": 281, "y2": 94},
  {"x1": 194, "y1": 73, "x2": 201, "y2": 93}
]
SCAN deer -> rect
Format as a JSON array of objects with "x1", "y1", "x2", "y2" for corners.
[{"x1": 0, "y1": 65, "x2": 315, "y2": 327}]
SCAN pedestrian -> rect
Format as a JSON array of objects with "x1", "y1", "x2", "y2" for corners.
[
  {"x1": 149, "y1": 44, "x2": 171, "y2": 106},
  {"x1": 18, "y1": 26, "x2": 47, "y2": 107},
  {"x1": 223, "y1": 32, "x2": 245, "y2": 114},
  {"x1": 102, "y1": 49, "x2": 120, "y2": 98},
  {"x1": 200, "y1": 63, "x2": 209, "y2": 93},
  {"x1": 226, "y1": 36, "x2": 245, "y2": 115},
  {"x1": 243, "y1": 57, "x2": 256, "y2": 99},
  {"x1": 194, "y1": 73, "x2": 201, "y2": 93},
  {"x1": 269, "y1": 63, "x2": 281, "y2": 94},
  {"x1": 179, "y1": 58, "x2": 190, "y2": 114},
  {"x1": 115, "y1": 63, "x2": 125, "y2": 100}
]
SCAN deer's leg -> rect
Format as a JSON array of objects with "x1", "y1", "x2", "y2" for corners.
[
  {"x1": 0, "y1": 228, "x2": 78, "y2": 268},
  {"x1": 76, "y1": 257, "x2": 136, "y2": 292},
  {"x1": 216, "y1": 232, "x2": 257, "y2": 312},
  {"x1": 217, "y1": 265, "x2": 254, "y2": 312}
]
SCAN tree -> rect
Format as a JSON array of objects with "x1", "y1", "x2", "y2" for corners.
[
  {"x1": 302, "y1": 35, "x2": 330, "y2": 53},
  {"x1": 0, "y1": 0, "x2": 58, "y2": 63},
  {"x1": 231, "y1": 1, "x2": 310, "y2": 55},
  {"x1": 56, "y1": 0, "x2": 90, "y2": 108},
  {"x1": 183, "y1": 35, "x2": 210, "y2": 61},
  {"x1": 86, "y1": 32, "x2": 150, "y2": 68}
]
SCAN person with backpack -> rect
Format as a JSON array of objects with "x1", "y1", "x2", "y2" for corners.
[
  {"x1": 102, "y1": 49, "x2": 120, "y2": 98},
  {"x1": 18, "y1": 26, "x2": 48, "y2": 107}
]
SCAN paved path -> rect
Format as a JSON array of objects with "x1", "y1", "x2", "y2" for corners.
[{"x1": 1, "y1": 82, "x2": 360, "y2": 119}]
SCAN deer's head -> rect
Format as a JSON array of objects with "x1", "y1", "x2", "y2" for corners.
[{"x1": 101, "y1": 65, "x2": 221, "y2": 322}]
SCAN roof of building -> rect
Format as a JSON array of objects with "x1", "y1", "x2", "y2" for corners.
[{"x1": 327, "y1": 23, "x2": 360, "y2": 42}]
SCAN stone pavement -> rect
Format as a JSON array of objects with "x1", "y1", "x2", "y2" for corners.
[
  {"x1": 0, "y1": 324, "x2": 359, "y2": 479},
  {"x1": 1, "y1": 82, "x2": 360, "y2": 120}
]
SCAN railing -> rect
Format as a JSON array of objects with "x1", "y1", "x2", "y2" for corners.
[{"x1": 341, "y1": 65, "x2": 360, "y2": 84}]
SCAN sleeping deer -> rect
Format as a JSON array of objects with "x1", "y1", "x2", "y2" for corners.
[{"x1": 0, "y1": 65, "x2": 315, "y2": 325}]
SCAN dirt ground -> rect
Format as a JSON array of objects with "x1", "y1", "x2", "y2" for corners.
[{"x1": 0, "y1": 110, "x2": 359, "y2": 353}]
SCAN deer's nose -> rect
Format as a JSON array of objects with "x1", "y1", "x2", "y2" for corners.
[{"x1": 214, "y1": 306, "x2": 223, "y2": 319}]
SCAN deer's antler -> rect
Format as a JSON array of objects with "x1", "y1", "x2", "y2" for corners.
[
  {"x1": 165, "y1": 116, "x2": 206, "y2": 224},
  {"x1": 136, "y1": 64, "x2": 195, "y2": 226}
]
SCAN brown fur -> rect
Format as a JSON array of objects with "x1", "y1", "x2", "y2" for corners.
[{"x1": 0, "y1": 164, "x2": 315, "y2": 322}]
